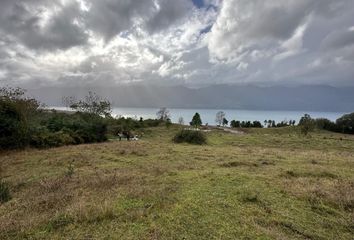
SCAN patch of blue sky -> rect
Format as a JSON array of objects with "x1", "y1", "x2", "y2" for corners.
[{"x1": 192, "y1": 0, "x2": 204, "y2": 8}]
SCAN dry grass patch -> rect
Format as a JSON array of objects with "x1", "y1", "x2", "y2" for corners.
[
  {"x1": 283, "y1": 178, "x2": 354, "y2": 211},
  {"x1": 1, "y1": 126, "x2": 354, "y2": 239}
]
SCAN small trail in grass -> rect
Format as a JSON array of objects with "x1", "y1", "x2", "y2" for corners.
[{"x1": 221, "y1": 128, "x2": 245, "y2": 135}]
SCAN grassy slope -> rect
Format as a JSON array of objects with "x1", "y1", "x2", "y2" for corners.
[{"x1": 0, "y1": 126, "x2": 353, "y2": 239}]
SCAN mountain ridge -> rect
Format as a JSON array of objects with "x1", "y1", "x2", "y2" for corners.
[{"x1": 27, "y1": 84, "x2": 354, "y2": 112}]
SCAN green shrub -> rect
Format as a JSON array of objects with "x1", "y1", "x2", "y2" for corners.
[
  {"x1": 299, "y1": 114, "x2": 315, "y2": 136},
  {"x1": 173, "y1": 129, "x2": 207, "y2": 145},
  {"x1": 144, "y1": 119, "x2": 162, "y2": 127},
  {"x1": 314, "y1": 118, "x2": 338, "y2": 132},
  {"x1": 36, "y1": 112, "x2": 108, "y2": 146},
  {"x1": 1, "y1": 87, "x2": 112, "y2": 150},
  {"x1": 336, "y1": 112, "x2": 354, "y2": 134},
  {"x1": 30, "y1": 128, "x2": 75, "y2": 148},
  {"x1": 0, "y1": 180, "x2": 11, "y2": 203},
  {"x1": 0, "y1": 100, "x2": 28, "y2": 149}
]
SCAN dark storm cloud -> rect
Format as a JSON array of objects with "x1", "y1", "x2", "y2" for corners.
[
  {"x1": 83, "y1": 0, "x2": 154, "y2": 41},
  {"x1": 144, "y1": 0, "x2": 193, "y2": 33},
  {"x1": 321, "y1": 29, "x2": 354, "y2": 51},
  {"x1": 84, "y1": 0, "x2": 194, "y2": 40}
]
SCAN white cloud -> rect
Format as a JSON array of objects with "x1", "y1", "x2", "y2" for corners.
[{"x1": 273, "y1": 22, "x2": 308, "y2": 61}]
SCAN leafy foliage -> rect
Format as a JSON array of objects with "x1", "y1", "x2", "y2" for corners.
[
  {"x1": 310, "y1": 114, "x2": 354, "y2": 134},
  {"x1": 231, "y1": 120, "x2": 263, "y2": 128},
  {"x1": 230, "y1": 120, "x2": 240, "y2": 128},
  {"x1": 0, "y1": 87, "x2": 166, "y2": 150},
  {"x1": 336, "y1": 113, "x2": 354, "y2": 134},
  {"x1": 299, "y1": 114, "x2": 315, "y2": 136},
  {"x1": 0, "y1": 87, "x2": 40, "y2": 149},
  {"x1": 30, "y1": 128, "x2": 76, "y2": 148},
  {"x1": 173, "y1": 129, "x2": 206, "y2": 145},
  {"x1": 34, "y1": 112, "x2": 108, "y2": 147},
  {"x1": 0, "y1": 100, "x2": 28, "y2": 149},
  {"x1": 0, "y1": 87, "x2": 110, "y2": 149},
  {"x1": 64, "y1": 92, "x2": 112, "y2": 117},
  {"x1": 314, "y1": 118, "x2": 338, "y2": 132},
  {"x1": 222, "y1": 117, "x2": 229, "y2": 126}
]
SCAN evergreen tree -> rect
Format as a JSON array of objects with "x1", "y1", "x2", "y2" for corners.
[
  {"x1": 190, "y1": 112, "x2": 202, "y2": 127},
  {"x1": 230, "y1": 120, "x2": 240, "y2": 128},
  {"x1": 222, "y1": 117, "x2": 229, "y2": 126}
]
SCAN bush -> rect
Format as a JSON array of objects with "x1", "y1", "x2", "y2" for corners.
[
  {"x1": 0, "y1": 86, "x2": 40, "y2": 150},
  {"x1": 336, "y1": 113, "x2": 354, "y2": 134},
  {"x1": 30, "y1": 128, "x2": 75, "y2": 148},
  {"x1": 0, "y1": 180, "x2": 11, "y2": 203},
  {"x1": 37, "y1": 112, "x2": 108, "y2": 146},
  {"x1": 314, "y1": 118, "x2": 338, "y2": 132},
  {"x1": 299, "y1": 114, "x2": 315, "y2": 136},
  {"x1": 0, "y1": 100, "x2": 28, "y2": 149},
  {"x1": 144, "y1": 119, "x2": 162, "y2": 127},
  {"x1": 73, "y1": 113, "x2": 107, "y2": 143},
  {"x1": 173, "y1": 130, "x2": 207, "y2": 145}
]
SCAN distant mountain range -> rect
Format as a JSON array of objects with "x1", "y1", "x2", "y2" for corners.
[{"x1": 28, "y1": 84, "x2": 354, "y2": 112}]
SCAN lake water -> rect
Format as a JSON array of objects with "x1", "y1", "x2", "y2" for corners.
[
  {"x1": 111, "y1": 108, "x2": 345, "y2": 125},
  {"x1": 50, "y1": 107, "x2": 344, "y2": 125}
]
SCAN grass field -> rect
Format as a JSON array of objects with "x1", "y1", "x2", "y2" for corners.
[{"x1": 0, "y1": 126, "x2": 353, "y2": 239}]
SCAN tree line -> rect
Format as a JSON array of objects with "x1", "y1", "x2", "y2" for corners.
[
  {"x1": 177, "y1": 110, "x2": 296, "y2": 129},
  {"x1": 2, "y1": 86, "x2": 353, "y2": 150},
  {"x1": 0, "y1": 87, "x2": 162, "y2": 150},
  {"x1": 174, "y1": 109, "x2": 354, "y2": 135}
]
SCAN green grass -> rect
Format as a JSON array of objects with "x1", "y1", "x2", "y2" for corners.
[{"x1": 0, "y1": 126, "x2": 353, "y2": 239}]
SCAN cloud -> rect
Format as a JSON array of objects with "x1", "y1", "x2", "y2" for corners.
[
  {"x1": 273, "y1": 23, "x2": 308, "y2": 61},
  {"x1": 207, "y1": 0, "x2": 342, "y2": 62},
  {"x1": 144, "y1": 0, "x2": 194, "y2": 33},
  {"x1": 0, "y1": 0, "x2": 353, "y2": 89},
  {"x1": 0, "y1": 0, "x2": 88, "y2": 51},
  {"x1": 83, "y1": 0, "x2": 153, "y2": 41},
  {"x1": 208, "y1": 0, "x2": 306, "y2": 62},
  {"x1": 321, "y1": 27, "x2": 354, "y2": 51}
]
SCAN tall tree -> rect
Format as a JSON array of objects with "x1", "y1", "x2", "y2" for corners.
[
  {"x1": 267, "y1": 120, "x2": 272, "y2": 128},
  {"x1": 64, "y1": 91, "x2": 112, "y2": 117},
  {"x1": 156, "y1": 107, "x2": 170, "y2": 121},
  {"x1": 215, "y1": 111, "x2": 226, "y2": 126},
  {"x1": 230, "y1": 120, "x2": 240, "y2": 128},
  {"x1": 299, "y1": 114, "x2": 315, "y2": 136},
  {"x1": 178, "y1": 117, "x2": 184, "y2": 125},
  {"x1": 190, "y1": 112, "x2": 202, "y2": 127},
  {"x1": 222, "y1": 117, "x2": 228, "y2": 127}
]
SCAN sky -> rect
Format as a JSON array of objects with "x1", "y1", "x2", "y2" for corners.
[{"x1": 0, "y1": 0, "x2": 354, "y2": 89}]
